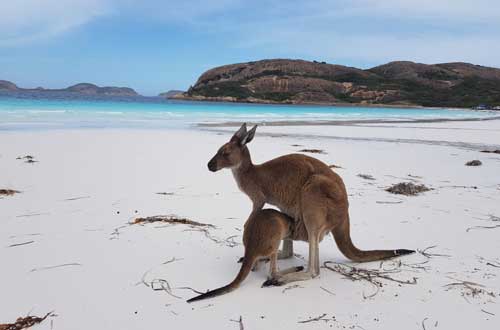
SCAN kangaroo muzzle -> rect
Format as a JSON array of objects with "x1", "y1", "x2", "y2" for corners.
[{"x1": 207, "y1": 157, "x2": 218, "y2": 172}]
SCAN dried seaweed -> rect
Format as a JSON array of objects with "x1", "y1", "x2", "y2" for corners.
[
  {"x1": 357, "y1": 174, "x2": 375, "y2": 180},
  {"x1": 299, "y1": 149, "x2": 326, "y2": 154},
  {"x1": 0, "y1": 189, "x2": 20, "y2": 196},
  {"x1": 465, "y1": 160, "x2": 482, "y2": 166},
  {"x1": 0, "y1": 312, "x2": 53, "y2": 330},
  {"x1": 386, "y1": 182, "x2": 431, "y2": 196},
  {"x1": 444, "y1": 278, "x2": 495, "y2": 300},
  {"x1": 132, "y1": 215, "x2": 215, "y2": 228},
  {"x1": 323, "y1": 261, "x2": 417, "y2": 298},
  {"x1": 16, "y1": 155, "x2": 38, "y2": 164}
]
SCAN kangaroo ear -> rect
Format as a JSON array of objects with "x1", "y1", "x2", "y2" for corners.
[
  {"x1": 231, "y1": 123, "x2": 247, "y2": 143},
  {"x1": 241, "y1": 125, "x2": 257, "y2": 145}
]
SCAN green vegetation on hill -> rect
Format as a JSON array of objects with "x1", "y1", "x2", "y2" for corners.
[{"x1": 179, "y1": 59, "x2": 500, "y2": 108}]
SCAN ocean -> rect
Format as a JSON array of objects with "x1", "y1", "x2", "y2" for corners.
[{"x1": 0, "y1": 92, "x2": 496, "y2": 131}]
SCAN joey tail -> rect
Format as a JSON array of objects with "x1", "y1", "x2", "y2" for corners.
[
  {"x1": 332, "y1": 219, "x2": 415, "y2": 262},
  {"x1": 187, "y1": 255, "x2": 256, "y2": 303}
]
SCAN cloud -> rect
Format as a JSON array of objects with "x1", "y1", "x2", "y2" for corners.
[
  {"x1": 1, "y1": 0, "x2": 499, "y2": 67},
  {"x1": 0, "y1": 0, "x2": 111, "y2": 46}
]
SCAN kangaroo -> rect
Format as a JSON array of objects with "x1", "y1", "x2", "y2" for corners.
[
  {"x1": 207, "y1": 123, "x2": 414, "y2": 286},
  {"x1": 187, "y1": 209, "x2": 303, "y2": 303}
]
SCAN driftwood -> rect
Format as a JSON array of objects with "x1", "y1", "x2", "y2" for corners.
[
  {"x1": 386, "y1": 182, "x2": 431, "y2": 196},
  {"x1": 0, "y1": 312, "x2": 53, "y2": 330}
]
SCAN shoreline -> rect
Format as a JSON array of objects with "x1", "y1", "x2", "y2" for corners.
[
  {"x1": 198, "y1": 115, "x2": 500, "y2": 127},
  {"x1": 171, "y1": 94, "x2": 478, "y2": 111}
]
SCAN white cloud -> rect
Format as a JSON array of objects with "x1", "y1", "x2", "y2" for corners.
[
  {"x1": 352, "y1": 0, "x2": 500, "y2": 21},
  {"x1": 0, "y1": 0, "x2": 111, "y2": 46},
  {"x1": 1, "y1": 0, "x2": 499, "y2": 67}
]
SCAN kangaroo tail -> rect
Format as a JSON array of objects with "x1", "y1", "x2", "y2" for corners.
[
  {"x1": 187, "y1": 255, "x2": 256, "y2": 303},
  {"x1": 332, "y1": 218, "x2": 415, "y2": 262}
]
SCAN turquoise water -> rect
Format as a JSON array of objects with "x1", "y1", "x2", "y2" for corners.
[{"x1": 0, "y1": 94, "x2": 496, "y2": 130}]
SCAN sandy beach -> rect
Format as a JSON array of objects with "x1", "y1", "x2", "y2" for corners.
[{"x1": 1, "y1": 119, "x2": 500, "y2": 329}]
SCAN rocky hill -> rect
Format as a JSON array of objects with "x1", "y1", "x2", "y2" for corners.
[
  {"x1": 172, "y1": 59, "x2": 500, "y2": 108},
  {"x1": 0, "y1": 81, "x2": 139, "y2": 96}
]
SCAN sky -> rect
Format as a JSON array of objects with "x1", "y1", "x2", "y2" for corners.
[{"x1": 1, "y1": 0, "x2": 500, "y2": 96}]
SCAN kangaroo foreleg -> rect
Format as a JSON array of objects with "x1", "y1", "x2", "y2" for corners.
[
  {"x1": 278, "y1": 239, "x2": 294, "y2": 259},
  {"x1": 262, "y1": 233, "x2": 320, "y2": 287}
]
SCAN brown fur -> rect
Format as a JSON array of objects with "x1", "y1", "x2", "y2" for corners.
[
  {"x1": 187, "y1": 209, "x2": 302, "y2": 302},
  {"x1": 207, "y1": 123, "x2": 414, "y2": 285}
]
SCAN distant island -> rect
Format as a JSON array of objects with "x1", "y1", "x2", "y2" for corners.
[
  {"x1": 0, "y1": 81, "x2": 139, "y2": 97},
  {"x1": 172, "y1": 59, "x2": 500, "y2": 108},
  {"x1": 158, "y1": 90, "x2": 184, "y2": 98}
]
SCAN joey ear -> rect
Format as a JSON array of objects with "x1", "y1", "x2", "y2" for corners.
[
  {"x1": 230, "y1": 123, "x2": 247, "y2": 143},
  {"x1": 241, "y1": 125, "x2": 257, "y2": 145}
]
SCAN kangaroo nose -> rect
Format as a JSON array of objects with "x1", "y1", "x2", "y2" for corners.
[{"x1": 207, "y1": 159, "x2": 217, "y2": 172}]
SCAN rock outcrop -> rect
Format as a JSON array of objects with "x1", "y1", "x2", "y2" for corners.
[{"x1": 173, "y1": 59, "x2": 500, "y2": 108}]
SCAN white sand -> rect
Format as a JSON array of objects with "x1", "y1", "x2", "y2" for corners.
[{"x1": 1, "y1": 121, "x2": 500, "y2": 329}]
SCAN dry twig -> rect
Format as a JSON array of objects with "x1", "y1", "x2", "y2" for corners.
[
  {"x1": 229, "y1": 316, "x2": 244, "y2": 330},
  {"x1": 298, "y1": 313, "x2": 329, "y2": 324},
  {"x1": 421, "y1": 317, "x2": 428, "y2": 330},
  {"x1": 467, "y1": 214, "x2": 500, "y2": 232},
  {"x1": 8, "y1": 241, "x2": 34, "y2": 248},
  {"x1": 323, "y1": 261, "x2": 417, "y2": 297},
  {"x1": 417, "y1": 246, "x2": 451, "y2": 258},
  {"x1": 444, "y1": 278, "x2": 495, "y2": 300},
  {"x1": 30, "y1": 263, "x2": 82, "y2": 272}
]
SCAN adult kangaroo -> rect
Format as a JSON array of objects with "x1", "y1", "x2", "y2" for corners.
[{"x1": 207, "y1": 123, "x2": 414, "y2": 285}]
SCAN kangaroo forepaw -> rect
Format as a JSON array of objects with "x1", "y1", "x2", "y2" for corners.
[
  {"x1": 237, "y1": 257, "x2": 244, "y2": 263},
  {"x1": 262, "y1": 278, "x2": 284, "y2": 287}
]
